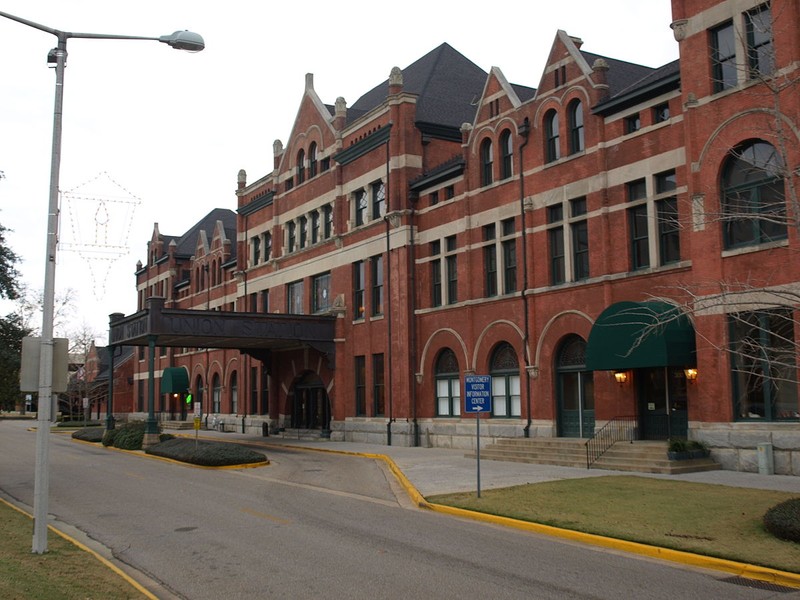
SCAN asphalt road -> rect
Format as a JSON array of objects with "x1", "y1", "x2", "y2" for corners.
[{"x1": 0, "y1": 420, "x2": 796, "y2": 600}]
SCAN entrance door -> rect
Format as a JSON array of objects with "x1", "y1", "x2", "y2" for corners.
[
  {"x1": 291, "y1": 373, "x2": 330, "y2": 430},
  {"x1": 638, "y1": 367, "x2": 688, "y2": 440},
  {"x1": 556, "y1": 336, "x2": 595, "y2": 438}
]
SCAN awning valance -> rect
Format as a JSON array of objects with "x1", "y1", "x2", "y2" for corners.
[
  {"x1": 585, "y1": 301, "x2": 696, "y2": 371},
  {"x1": 161, "y1": 367, "x2": 189, "y2": 394}
]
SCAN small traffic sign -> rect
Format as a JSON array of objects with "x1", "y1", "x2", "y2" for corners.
[{"x1": 464, "y1": 375, "x2": 492, "y2": 413}]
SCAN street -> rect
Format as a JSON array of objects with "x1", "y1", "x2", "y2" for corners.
[{"x1": 0, "y1": 420, "x2": 795, "y2": 599}]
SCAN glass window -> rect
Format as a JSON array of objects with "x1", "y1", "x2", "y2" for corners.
[
  {"x1": 730, "y1": 309, "x2": 798, "y2": 421},
  {"x1": 627, "y1": 179, "x2": 647, "y2": 201},
  {"x1": 655, "y1": 170, "x2": 677, "y2": 194},
  {"x1": 435, "y1": 349, "x2": 461, "y2": 417},
  {"x1": 297, "y1": 149, "x2": 305, "y2": 184},
  {"x1": 481, "y1": 138, "x2": 493, "y2": 186},
  {"x1": 549, "y1": 226, "x2": 565, "y2": 285},
  {"x1": 746, "y1": 4, "x2": 773, "y2": 79},
  {"x1": 230, "y1": 371, "x2": 238, "y2": 415},
  {"x1": 371, "y1": 255, "x2": 383, "y2": 316},
  {"x1": 212, "y1": 374, "x2": 221, "y2": 413},
  {"x1": 371, "y1": 181, "x2": 385, "y2": 220},
  {"x1": 263, "y1": 232, "x2": 272, "y2": 261},
  {"x1": 445, "y1": 235, "x2": 457, "y2": 305},
  {"x1": 312, "y1": 272, "x2": 331, "y2": 313},
  {"x1": 483, "y1": 228, "x2": 497, "y2": 299},
  {"x1": 445, "y1": 185, "x2": 455, "y2": 200},
  {"x1": 500, "y1": 129, "x2": 513, "y2": 179},
  {"x1": 625, "y1": 113, "x2": 641, "y2": 134},
  {"x1": 323, "y1": 204, "x2": 333, "y2": 238},
  {"x1": 629, "y1": 204, "x2": 650, "y2": 269},
  {"x1": 568, "y1": 100, "x2": 584, "y2": 154},
  {"x1": 373, "y1": 354, "x2": 385, "y2": 416},
  {"x1": 355, "y1": 189, "x2": 367, "y2": 226},
  {"x1": 287, "y1": 280, "x2": 303, "y2": 314},
  {"x1": 355, "y1": 356, "x2": 366, "y2": 416},
  {"x1": 251, "y1": 236, "x2": 260, "y2": 265},
  {"x1": 721, "y1": 141, "x2": 786, "y2": 249},
  {"x1": 299, "y1": 216, "x2": 308, "y2": 249},
  {"x1": 571, "y1": 220, "x2": 589, "y2": 280},
  {"x1": 311, "y1": 211, "x2": 320, "y2": 244},
  {"x1": 653, "y1": 102, "x2": 670, "y2": 124},
  {"x1": 490, "y1": 343, "x2": 521, "y2": 417},
  {"x1": 657, "y1": 197, "x2": 681, "y2": 265},
  {"x1": 711, "y1": 21, "x2": 737, "y2": 92},
  {"x1": 353, "y1": 261, "x2": 365, "y2": 320},
  {"x1": 309, "y1": 142, "x2": 318, "y2": 178},
  {"x1": 544, "y1": 110, "x2": 560, "y2": 163},
  {"x1": 287, "y1": 222, "x2": 296, "y2": 253}
]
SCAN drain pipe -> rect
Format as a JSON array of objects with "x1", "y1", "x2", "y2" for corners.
[
  {"x1": 384, "y1": 141, "x2": 395, "y2": 446},
  {"x1": 517, "y1": 117, "x2": 533, "y2": 438},
  {"x1": 409, "y1": 192, "x2": 420, "y2": 447}
]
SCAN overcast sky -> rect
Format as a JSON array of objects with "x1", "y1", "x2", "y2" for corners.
[{"x1": 0, "y1": 1, "x2": 678, "y2": 344}]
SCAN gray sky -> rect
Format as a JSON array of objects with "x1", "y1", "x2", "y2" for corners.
[{"x1": 0, "y1": 1, "x2": 678, "y2": 343}]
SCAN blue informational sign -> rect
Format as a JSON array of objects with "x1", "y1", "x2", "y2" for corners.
[{"x1": 464, "y1": 375, "x2": 492, "y2": 413}]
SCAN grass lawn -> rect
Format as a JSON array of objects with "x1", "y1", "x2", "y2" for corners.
[
  {"x1": 0, "y1": 500, "x2": 148, "y2": 600},
  {"x1": 428, "y1": 476, "x2": 800, "y2": 574}
]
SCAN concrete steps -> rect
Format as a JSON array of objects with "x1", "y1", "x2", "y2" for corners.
[{"x1": 466, "y1": 438, "x2": 721, "y2": 475}]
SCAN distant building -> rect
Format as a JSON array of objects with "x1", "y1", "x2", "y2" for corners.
[{"x1": 116, "y1": 0, "x2": 799, "y2": 474}]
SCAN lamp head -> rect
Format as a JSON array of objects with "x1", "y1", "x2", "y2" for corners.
[{"x1": 160, "y1": 30, "x2": 204, "y2": 52}]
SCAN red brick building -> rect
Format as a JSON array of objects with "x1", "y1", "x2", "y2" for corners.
[{"x1": 116, "y1": 0, "x2": 799, "y2": 473}]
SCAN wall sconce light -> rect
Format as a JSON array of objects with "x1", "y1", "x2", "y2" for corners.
[
  {"x1": 613, "y1": 371, "x2": 628, "y2": 385},
  {"x1": 684, "y1": 368, "x2": 698, "y2": 383}
]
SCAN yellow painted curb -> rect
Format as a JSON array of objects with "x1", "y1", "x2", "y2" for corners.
[
  {"x1": 269, "y1": 443, "x2": 800, "y2": 590},
  {"x1": 0, "y1": 496, "x2": 158, "y2": 600}
]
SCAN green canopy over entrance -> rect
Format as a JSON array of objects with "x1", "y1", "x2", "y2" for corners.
[
  {"x1": 585, "y1": 300, "x2": 696, "y2": 371},
  {"x1": 161, "y1": 367, "x2": 189, "y2": 394}
]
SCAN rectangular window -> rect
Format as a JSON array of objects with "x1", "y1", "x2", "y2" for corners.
[
  {"x1": 355, "y1": 190, "x2": 367, "y2": 226},
  {"x1": 263, "y1": 232, "x2": 272, "y2": 261},
  {"x1": 261, "y1": 289, "x2": 269, "y2": 313},
  {"x1": 746, "y1": 5, "x2": 773, "y2": 79},
  {"x1": 730, "y1": 309, "x2": 797, "y2": 421},
  {"x1": 655, "y1": 170, "x2": 677, "y2": 194},
  {"x1": 571, "y1": 220, "x2": 589, "y2": 280},
  {"x1": 311, "y1": 211, "x2": 320, "y2": 244},
  {"x1": 371, "y1": 255, "x2": 383, "y2": 316},
  {"x1": 445, "y1": 185, "x2": 455, "y2": 200},
  {"x1": 372, "y1": 354, "x2": 385, "y2": 416},
  {"x1": 321, "y1": 157, "x2": 331, "y2": 172},
  {"x1": 251, "y1": 236, "x2": 260, "y2": 265},
  {"x1": 323, "y1": 204, "x2": 333, "y2": 239},
  {"x1": 371, "y1": 181, "x2": 385, "y2": 220},
  {"x1": 549, "y1": 227, "x2": 565, "y2": 285},
  {"x1": 436, "y1": 377, "x2": 461, "y2": 417},
  {"x1": 250, "y1": 366, "x2": 258, "y2": 415},
  {"x1": 312, "y1": 272, "x2": 331, "y2": 313},
  {"x1": 353, "y1": 261, "x2": 365, "y2": 320},
  {"x1": 711, "y1": 21, "x2": 737, "y2": 92},
  {"x1": 627, "y1": 179, "x2": 647, "y2": 201},
  {"x1": 502, "y1": 239, "x2": 517, "y2": 293},
  {"x1": 287, "y1": 222, "x2": 296, "y2": 253},
  {"x1": 483, "y1": 224, "x2": 497, "y2": 298},
  {"x1": 249, "y1": 292, "x2": 258, "y2": 312},
  {"x1": 431, "y1": 240, "x2": 442, "y2": 307},
  {"x1": 445, "y1": 235, "x2": 457, "y2": 305},
  {"x1": 629, "y1": 204, "x2": 650, "y2": 269},
  {"x1": 430, "y1": 191, "x2": 439, "y2": 206},
  {"x1": 299, "y1": 216, "x2": 308, "y2": 249},
  {"x1": 355, "y1": 356, "x2": 366, "y2": 416},
  {"x1": 657, "y1": 197, "x2": 681, "y2": 265},
  {"x1": 624, "y1": 113, "x2": 641, "y2": 134},
  {"x1": 653, "y1": 102, "x2": 670, "y2": 123},
  {"x1": 287, "y1": 280, "x2": 303, "y2": 314}
]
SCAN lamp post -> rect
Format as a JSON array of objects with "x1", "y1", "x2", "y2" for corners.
[{"x1": 0, "y1": 10, "x2": 204, "y2": 554}]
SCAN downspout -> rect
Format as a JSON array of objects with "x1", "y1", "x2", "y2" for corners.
[
  {"x1": 384, "y1": 139, "x2": 394, "y2": 445},
  {"x1": 518, "y1": 117, "x2": 533, "y2": 437},
  {"x1": 409, "y1": 193, "x2": 419, "y2": 447}
]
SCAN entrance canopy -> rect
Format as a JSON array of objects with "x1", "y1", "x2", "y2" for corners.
[
  {"x1": 108, "y1": 297, "x2": 336, "y2": 365},
  {"x1": 161, "y1": 367, "x2": 189, "y2": 394},
  {"x1": 585, "y1": 300, "x2": 696, "y2": 371}
]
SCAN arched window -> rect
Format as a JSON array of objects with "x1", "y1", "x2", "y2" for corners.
[
  {"x1": 297, "y1": 149, "x2": 305, "y2": 184},
  {"x1": 544, "y1": 109, "x2": 560, "y2": 163},
  {"x1": 212, "y1": 373, "x2": 221, "y2": 413},
  {"x1": 490, "y1": 342, "x2": 521, "y2": 417},
  {"x1": 309, "y1": 142, "x2": 318, "y2": 178},
  {"x1": 480, "y1": 138, "x2": 493, "y2": 186},
  {"x1": 721, "y1": 140, "x2": 786, "y2": 249},
  {"x1": 568, "y1": 100, "x2": 584, "y2": 154},
  {"x1": 500, "y1": 129, "x2": 513, "y2": 179},
  {"x1": 435, "y1": 348, "x2": 461, "y2": 417},
  {"x1": 230, "y1": 371, "x2": 238, "y2": 415}
]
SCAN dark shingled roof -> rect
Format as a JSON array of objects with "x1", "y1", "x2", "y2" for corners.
[
  {"x1": 592, "y1": 57, "x2": 681, "y2": 114},
  {"x1": 581, "y1": 51, "x2": 656, "y2": 99},
  {"x1": 349, "y1": 43, "x2": 488, "y2": 129},
  {"x1": 168, "y1": 208, "x2": 237, "y2": 259}
]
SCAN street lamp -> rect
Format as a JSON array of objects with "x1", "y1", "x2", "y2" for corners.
[{"x1": 0, "y1": 10, "x2": 204, "y2": 555}]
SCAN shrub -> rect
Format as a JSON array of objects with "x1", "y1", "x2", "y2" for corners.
[
  {"x1": 101, "y1": 428, "x2": 118, "y2": 447},
  {"x1": 112, "y1": 421, "x2": 146, "y2": 450},
  {"x1": 763, "y1": 498, "x2": 800, "y2": 543},
  {"x1": 159, "y1": 433, "x2": 176, "y2": 442},
  {"x1": 146, "y1": 438, "x2": 267, "y2": 467},
  {"x1": 71, "y1": 427, "x2": 105, "y2": 443}
]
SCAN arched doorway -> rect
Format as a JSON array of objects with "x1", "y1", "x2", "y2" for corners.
[
  {"x1": 556, "y1": 335, "x2": 595, "y2": 438},
  {"x1": 291, "y1": 372, "x2": 330, "y2": 431}
]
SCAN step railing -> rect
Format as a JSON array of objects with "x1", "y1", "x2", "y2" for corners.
[{"x1": 585, "y1": 415, "x2": 638, "y2": 469}]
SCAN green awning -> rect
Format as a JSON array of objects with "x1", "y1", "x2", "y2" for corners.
[
  {"x1": 161, "y1": 367, "x2": 189, "y2": 394},
  {"x1": 585, "y1": 301, "x2": 696, "y2": 371}
]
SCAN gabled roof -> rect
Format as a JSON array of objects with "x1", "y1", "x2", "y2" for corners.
[
  {"x1": 349, "y1": 43, "x2": 488, "y2": 130},
  {"x1": 169, "y1": 208, "x2": 237, "y2": 258}
]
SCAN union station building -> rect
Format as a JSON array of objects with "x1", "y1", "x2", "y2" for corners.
[{"x1": 106, "y1": 0, "x2": 800, "y2": 474}]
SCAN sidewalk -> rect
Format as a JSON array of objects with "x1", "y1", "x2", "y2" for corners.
[{"x1": 185, "y1": 429, "x2": 800, "y2": 496}]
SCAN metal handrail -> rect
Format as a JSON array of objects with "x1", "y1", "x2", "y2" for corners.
[{"x1": 585, "y1": 415, "x2": 638, "y2": 469}]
